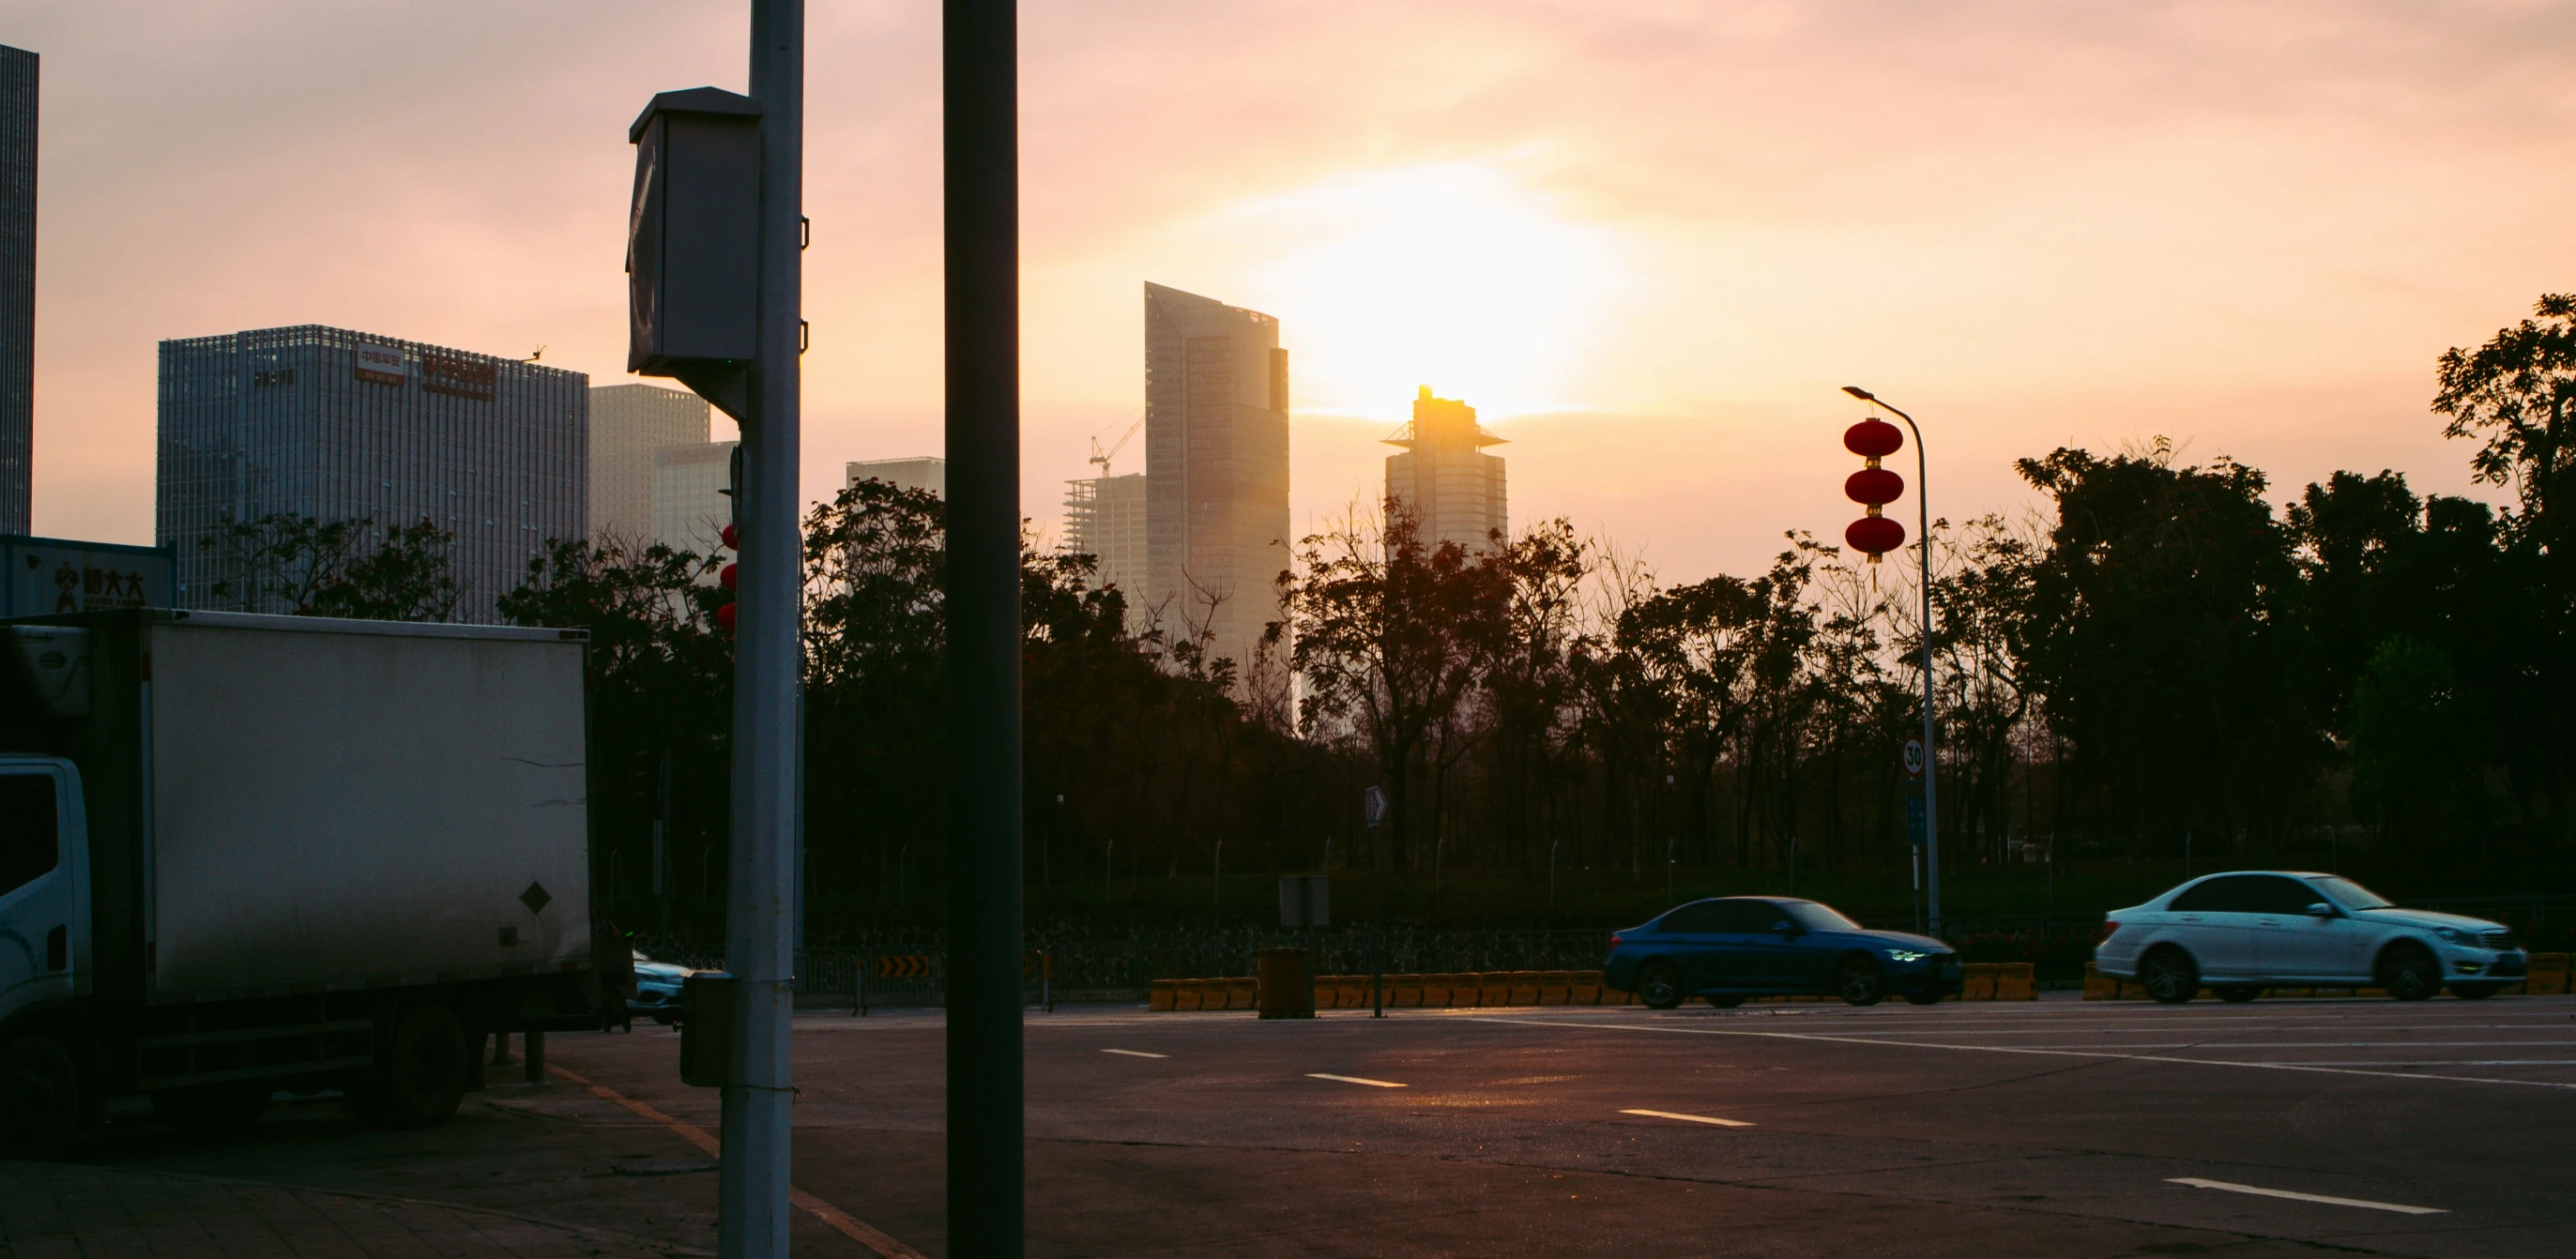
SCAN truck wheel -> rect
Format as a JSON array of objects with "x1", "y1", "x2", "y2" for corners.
[
  {"x1": 152, "y1": 1083, "x2": 271, "y2": 1137},
  {"x1": 372, "y1": 1004, "x2": 468, "y2": 1129},
  {"x1": 0, "y1": 1034, "x2": 82, "y2": 1159}
]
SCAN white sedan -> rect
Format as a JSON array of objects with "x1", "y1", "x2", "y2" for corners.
[{"x1": 2094, "y1": 872, "x2": 2527, "y2": 1003}]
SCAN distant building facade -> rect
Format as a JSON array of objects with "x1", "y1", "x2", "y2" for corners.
[
  {"x1": 1384, "y1": 386, "x2": 1506, "y2": 554},
  {"x1": 652, "y1": 440, "x2": 737, "y2": 556},
  {"x1": 589, "y1": 383, "x2": 709, "y2": 546},
  {"x1": 846, "y1": 456, "x2": 945, "y2": 498},
  {"x1": 1063, "y1": 472, "x2": 1147, "y2": 607},
  {"x1": 1143, "y1": 282, "x2": 1289, "y2": 673},
  {"x1": 158, "y1": 325, "x2": 587, "y2": 623},
  {"x1": 0, "y1": 45, "x2": 34, "y2": 536}
]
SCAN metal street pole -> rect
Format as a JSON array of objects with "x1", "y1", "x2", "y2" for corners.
[
  {"x1": 946, "y1": 1, "x2": 1025, "y2": 1254},
  {"x1": 1842, "y1": 386, "x2": 1940, "y2": 937},
  {"x1": 720, "y1": 2, "x2": 803, "y2": 1255}
]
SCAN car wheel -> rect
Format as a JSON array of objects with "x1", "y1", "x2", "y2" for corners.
[
  {"x1": 1638, "y1": 962, "x2": 1684, "y2": 1010},
  {"x1": 152, "y1": 1083, "x2": 271, "y2": 1138},
  {"x1": 1834, "y1": 957, "x2": 1884, "y2": 1007},
  {"x1": 1703, "y1": 994, "x2": 1745, "y2": 1009},
  {"x1": 2379, "y1": 942, "x2": 2442, "y2": 1002},
  {"x1": 2447, "y1": 982, "x2": 2501, "y2": 1001},
  {"x1": 2215, "y1": 985, "x2": 2262, "y2": 1004},
  {"x1": 0, "y1": 1034, "x2": 83, "y2": 1159},
  {"x1": 2140, "y1": 948, "x2": 2199, "y2": 1004}
]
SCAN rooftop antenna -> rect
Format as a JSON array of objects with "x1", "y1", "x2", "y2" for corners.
[
  {"x1": 1089, "y1": 415, "x2": 1143, "y2": 477},
  {"x1": 526, "y1": 345, "x2": 546, "y2": 362}
]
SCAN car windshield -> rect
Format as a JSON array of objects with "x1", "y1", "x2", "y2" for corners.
[
  {"x1": 2310, "y1": 875, "x2": 2394, "y2": 910},
  {"x1": 1782, "y1": 901, "x2": 1862, "y2": 932}
]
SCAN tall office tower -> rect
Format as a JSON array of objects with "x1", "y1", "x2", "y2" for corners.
[
  {"x1": 653, "y1": 439, "x2": 738, "y2": 555},
  {"x1": 0, "y1": 45, "x2": 35, "y2": 536},
  {"x1": 1384, "y1": 386, "x2": 1506, "y2": 554},
  {"x1": 158, "y1": 326, "x2": 587, "y2": 623},
  {"x1": 1143, "y1": 282, "x2": 1289, "y2": 674},
  {"x1": 589, "y1": 383, "x2": 709, "y2": 545},
  {"x1": 1062, "y1": 472, "x2": 1147, "y2": 605},
  {"x1": 846, "y1": 456, "x2": 945, "y2": 497}
]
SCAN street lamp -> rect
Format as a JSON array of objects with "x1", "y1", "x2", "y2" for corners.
[{"x1": 1840, "y1": 385, "x2": 1942, "y2": 937}]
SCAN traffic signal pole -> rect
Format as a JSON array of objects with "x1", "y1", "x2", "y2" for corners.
[
  {"x1": 945, "y1": 1, "x2": 1026, "y2": 1254},
  {"x1": 719, "y1": 2, "x2": 802, "y2": 1255}
]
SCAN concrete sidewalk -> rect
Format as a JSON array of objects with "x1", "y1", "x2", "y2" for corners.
[{"x1": 0, "y1": 1161, "x2": 709, "y2": 1258}]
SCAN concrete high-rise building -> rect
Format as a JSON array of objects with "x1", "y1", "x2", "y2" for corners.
[
  {"x1": 589, "y1": 383, "x2": 709, "y2": 545},
  {"x1": 158, "y1": 325, "x2": 587, "y2": 623},
  {"x1": 652, "y1": 440, "x2": 737, "y2": 556},
  {"x1": 1063, "y1": 472, "x2": 1147, "y2": 606},
  {"x1": 1143, "y1": 282, "x2": 1288, "y2": 673},
  {"x1": 1384, "y1": 386, "x2": 1506, "y2": 554},
  {"x1": 846, "y1": 456, "x2": 945, "y2": 497},
  {"x1": 0, "y1": 45, "x2": 35, "y2": 536}
]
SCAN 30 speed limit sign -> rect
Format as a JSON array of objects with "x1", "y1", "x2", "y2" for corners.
[{"x1": 1902, "y1": 737, "x2": 1925, "y2": 780}]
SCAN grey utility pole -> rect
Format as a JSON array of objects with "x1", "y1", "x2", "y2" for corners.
[
  {"x1": 722, "y1": 1, "x2": 802, "y2": 1254},
  {"x1": 1843, "y1": 386, "x2": 1939, "y2": 936},
  {"x1": 946, "y1": 1, "x2": 1025, "y2": 1254}
]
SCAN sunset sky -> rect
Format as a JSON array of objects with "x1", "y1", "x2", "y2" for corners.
[{"x1": 9, "y1": 0, "x2": 2575, "y2": 583}]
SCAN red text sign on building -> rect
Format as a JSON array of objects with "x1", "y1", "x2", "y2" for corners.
[{"x1": 420, "y1": 354, "x2": 497, "y2": 401}]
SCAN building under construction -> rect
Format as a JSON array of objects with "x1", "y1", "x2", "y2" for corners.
[
  {"x1": 1384, "y1": 386, "x2": 1506, "y2": 554},
  {"x1": 1062, "y1": 471, "x2": 1147, "y2": 607}
]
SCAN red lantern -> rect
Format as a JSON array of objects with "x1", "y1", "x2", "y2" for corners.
[
  {"x1": 715, "y1": 601, "x2": 738, "y2": 633},
  {"x1": 1846, "y1": 515, "x2": 1906, "y2": 557},
  {"x1": 1843, "y1": 418, "x2": 1903, "y2": 460},
  {"x1": 1845, "y1": 466, "x2": 1904, "y2": 507},
  {"x1": 720, "y1": 562, "x2": 739, "y2": 591},
  {"x1": 720, "y1": 523, "x2": 739, "y2": 551}
]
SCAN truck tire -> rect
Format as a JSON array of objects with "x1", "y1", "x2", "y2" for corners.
[
  {"x1": 360, "y1": 1004, "x2": 468, "y2": 1129},
  {"x1": 152, "y1": 1083, "x2": 271, "y2": 1137},
  {"x1": 0, "y1": 1034, "x2": 82, "y2": 1159}
]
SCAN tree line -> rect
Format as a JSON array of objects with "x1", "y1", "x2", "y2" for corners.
[{"x1": 200, "y1": 294, "x2": 2576, "y2": 929}]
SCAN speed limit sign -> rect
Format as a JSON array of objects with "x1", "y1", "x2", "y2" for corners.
[{"x1": 1902, "y1": 738, "x2": 1925, "y2": 780}]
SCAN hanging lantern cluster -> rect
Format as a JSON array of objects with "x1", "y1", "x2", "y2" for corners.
[
  {"x1": 1842, "y1": 417, "x2": 1907, "y2": 562},
  {"x1": 714, "y1": 523, "x2": 739, "y2": 634}
]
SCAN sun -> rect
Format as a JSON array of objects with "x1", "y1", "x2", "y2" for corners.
[{"x1": 1222, "y1": 162, "x2": 1626, "y2": 422}]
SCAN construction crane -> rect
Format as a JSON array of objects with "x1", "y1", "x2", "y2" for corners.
[{"x1": 1089, "y1": 416, "x2": 1144, "y2": 477}]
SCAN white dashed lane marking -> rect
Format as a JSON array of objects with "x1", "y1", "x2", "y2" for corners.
[
  {"x1": 1621, "y1": 1108, "x2": 1754, "y2": 1128},
  {"x1": 1100, "y1": 1049, "x2": 1167, "y2": 1058},
  {"x1": 2167, "y1": 1177, "x2": 2446, "y2": 1215},
  {"x1": 1306, "y1": 1073, "x2": 1407, "y2": 1088}
]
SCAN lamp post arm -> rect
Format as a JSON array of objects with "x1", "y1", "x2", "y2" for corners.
[{"x1": 1856, "y1": 395, "x2": 1939, "y2": 937}]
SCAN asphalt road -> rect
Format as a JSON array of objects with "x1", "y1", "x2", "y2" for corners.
[{"x1": 73, "y1": 993, "x2": 2576, "y2": 1257}]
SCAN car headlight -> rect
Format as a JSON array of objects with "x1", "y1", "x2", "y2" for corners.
[
  {"x1": 1885, "y1": 948, "x2": 1929, "y2": 963},
  {"x1": 2431, "y1": 927, "x2": 2486, "y2": 948}
]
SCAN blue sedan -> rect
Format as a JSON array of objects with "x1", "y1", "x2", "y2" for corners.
[{"x1": 1603, "y1": 897, "x2": 1964, "y2": 1009}]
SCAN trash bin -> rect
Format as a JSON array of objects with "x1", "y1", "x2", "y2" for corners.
[{"x1": 1257, "y1": 948, "x2": 1315, "y2": 1019}]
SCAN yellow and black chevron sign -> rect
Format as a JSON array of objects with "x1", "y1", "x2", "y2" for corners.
[{"x1": 874, "y1": 955, "x2": 933, "y2": 978}]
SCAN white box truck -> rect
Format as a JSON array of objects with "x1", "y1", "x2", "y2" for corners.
[{"x1": 0, "y1": 609, "x2": 629, "y2": 1155}]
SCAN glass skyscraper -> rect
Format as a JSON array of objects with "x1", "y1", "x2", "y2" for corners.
[
  {"x1": 158, "y1": 325, "x2": 587, "y2": 623},
  {"x1": 1143, "y1": 282, "x2": 1289, "y2": 676},
  {"x1": 0, "y1": 45, "x2": 36, "y2": 536}
]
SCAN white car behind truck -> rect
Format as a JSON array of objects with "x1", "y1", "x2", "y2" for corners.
[{"x1": 0, "y1": 609, "x2": 629, "y2": 1155}]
